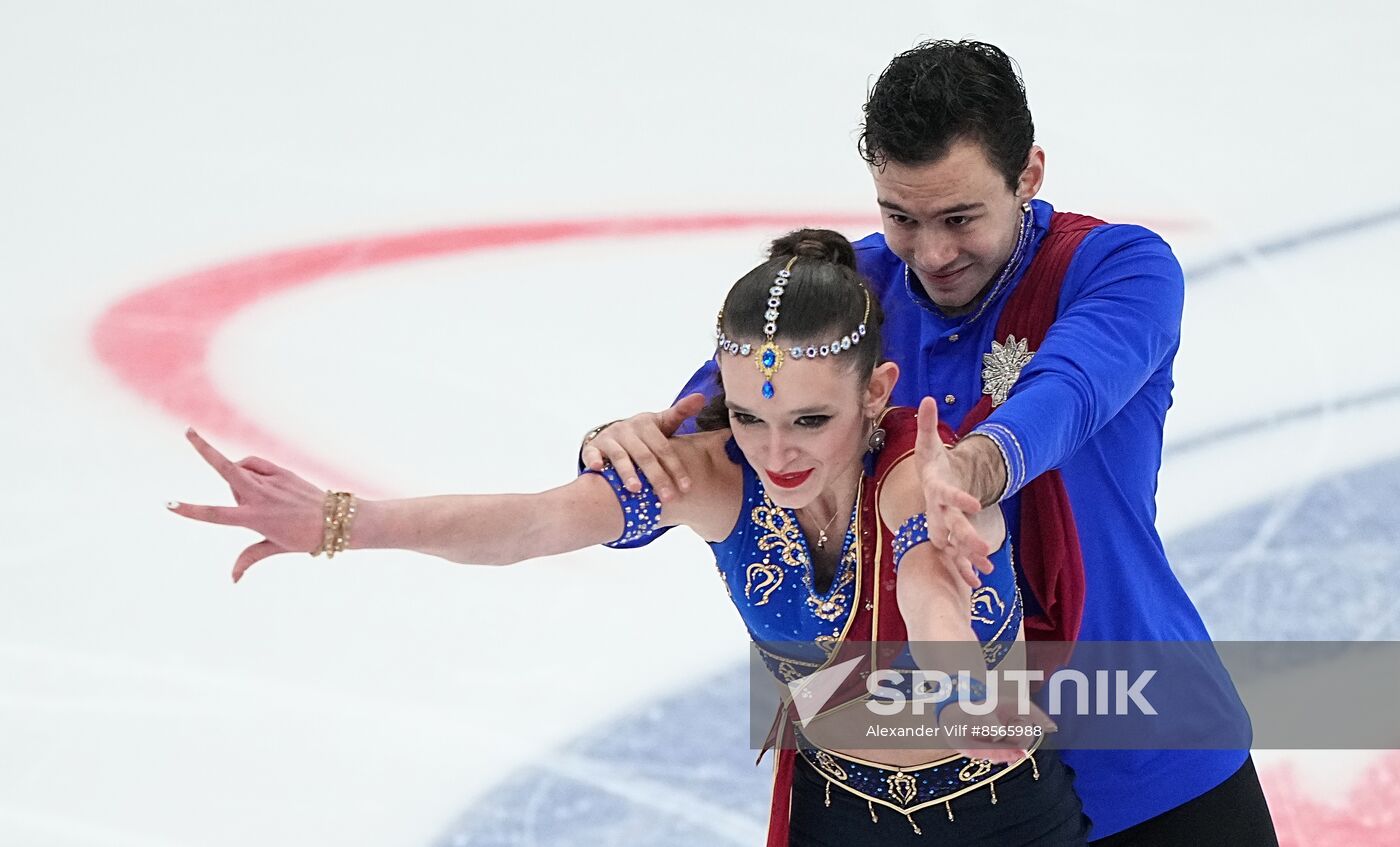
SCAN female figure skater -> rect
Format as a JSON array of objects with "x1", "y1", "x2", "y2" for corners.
[{"x1": 169, "y1": 229, "x2": 1088, "y2": 845}]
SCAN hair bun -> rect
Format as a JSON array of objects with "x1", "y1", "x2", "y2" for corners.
[{"x1": 768, "y1": 228, "x2": 857, "y2": 271}]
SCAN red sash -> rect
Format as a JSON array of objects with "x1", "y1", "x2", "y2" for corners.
[
  {"x1": 763, "y1": 213, "x2": 1099, "y2": 845},
  {"x1": 953, "y1": 211, "x2": 1099, "y2": 647}
]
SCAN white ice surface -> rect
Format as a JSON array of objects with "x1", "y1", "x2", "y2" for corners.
[{"x1": 2, "y1": 2, "x2": 1397, "y2": 845}]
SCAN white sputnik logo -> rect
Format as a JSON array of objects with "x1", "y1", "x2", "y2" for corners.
[{"x1": 787, "y1": 655, "x2": 866, "y2": 728}]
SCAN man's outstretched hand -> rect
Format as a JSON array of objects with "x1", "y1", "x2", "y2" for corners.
[
  {"x1": 580, "y1": 393, "x2": 706, "y2": 502},
  {"x1": 914, "y1": 396, "x2": 995, "y2": 589}
]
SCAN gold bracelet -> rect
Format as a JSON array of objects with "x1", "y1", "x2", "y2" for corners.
[
  {"x1": 311, "y1": 490, "x2": 357, "y2": 558},
  {"x1": 314, "y1": 490, "x2": 336, "y2": 556},
  {"x1": 583, "y1": 419, "x2": 624, "y2": 445},
  {"x1": 332, "y1": 492, "x2": 356, "y2": 556}
]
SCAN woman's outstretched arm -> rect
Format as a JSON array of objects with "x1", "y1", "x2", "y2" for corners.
[
  {"x1": 351, "y1": 476, "x2": 623, "y2": 565},
  {"x1": 169, "y1": 428, "x2": 637, "y2": 581}
]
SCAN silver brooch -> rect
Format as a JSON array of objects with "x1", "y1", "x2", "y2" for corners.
[{"x1": 982, "y1": 335, "x2": 1035, "y2": 407}]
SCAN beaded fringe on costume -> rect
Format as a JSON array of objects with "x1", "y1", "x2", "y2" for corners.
[{"x1": 813, "y1": 752, "x2": 1041, "y2": 835}]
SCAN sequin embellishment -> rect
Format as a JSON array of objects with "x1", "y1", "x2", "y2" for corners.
[
  {"x1": 982, "y1": 335, "x2": 1035, "y2": 407},
  {"x1": 887, "y1": 771, "x2": 918, "y2": 805},
  {"x1": 591, "y1": 465, "x2": 663, "y2": 547},
  {"x1": 891, "y1": 513, "x2": 930, "y2": 569},
  {"x1": 744, "y1": 489, "x2": 859, "y2": 622}
]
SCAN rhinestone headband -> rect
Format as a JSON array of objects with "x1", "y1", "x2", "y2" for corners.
[{"x1": 714, "y1": 256, "x2": 872, "y2": 399}]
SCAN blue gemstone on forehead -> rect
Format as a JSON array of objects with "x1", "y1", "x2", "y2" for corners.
[
  {"x1": 762, "y1": 380, "x2": 775, "y2": 399},
  {"x1": 762, "y1": 349, "x2": 777, "y2": 368}
]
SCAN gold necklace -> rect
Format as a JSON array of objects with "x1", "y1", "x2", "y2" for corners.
[
  {"x1": 806, "y1": 475, "x2": 861, "y2": 550},
  {"x1": 813, "y1": 509, "x2": 843, "y2": 551}
]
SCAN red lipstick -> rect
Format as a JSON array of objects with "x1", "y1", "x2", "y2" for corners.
[{"x1": 767, "y1": 468, "x2": 814, "y2": 489}]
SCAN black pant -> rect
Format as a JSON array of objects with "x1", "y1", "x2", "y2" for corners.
[
  {"x1": 1090, "y1": 755, "x2": 1279, "y2": 846},
  {"x1": 788, "y1": 748, "x2": 1091, "y2": 847}
]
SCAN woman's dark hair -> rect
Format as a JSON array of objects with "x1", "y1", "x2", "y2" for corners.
[
  {"x1": 858, "y1": 39, "x2": 1034, "y2": 191},
  {"x1": 696, "y1": 228, "x2": 885, "y2": 431}
]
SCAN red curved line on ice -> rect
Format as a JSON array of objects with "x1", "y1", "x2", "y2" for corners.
[{"x1": 90, "y1": 214, "x2": 876, "y2": 492}]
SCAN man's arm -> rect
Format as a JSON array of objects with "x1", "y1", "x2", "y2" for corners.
[
  {"x1": 916, "y1": 226, "x2": 1182, "y2": 555},
  {"x1": 948, "y1": 434, "x2": 1010, "y2": 508},
  {"x1": 966, "y1": 225, "x2": 1185, "y2": 500}
]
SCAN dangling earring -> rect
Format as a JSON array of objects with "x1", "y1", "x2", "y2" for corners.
[
  {"x1": 863, "y1": 418, "x2": 886, "y2": 477},
  {"x1": 867, "y1": 421, "x2": 886, "y2": 453},
  {"x1": 1021, "y1": 201, "x2": 1032, "y2": 213}
]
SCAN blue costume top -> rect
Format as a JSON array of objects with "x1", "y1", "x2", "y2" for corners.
[
  {"x1": 647, "y1": 200, "x2": 1247, "y2": 839},
  {"x1": 702, "y1": 436, "x2": 1022, "y2": 683},
  {"x1": 589, "y1": 436, "x2": 1022, "y2": 678}
]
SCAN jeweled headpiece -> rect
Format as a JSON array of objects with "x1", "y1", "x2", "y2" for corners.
[{"x1": 714, "y1": 256, "x2": 872, "y2": 399}]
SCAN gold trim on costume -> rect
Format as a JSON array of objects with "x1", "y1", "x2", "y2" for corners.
[
  {"x1": 980, "y1": 542, "x2": 1025, "y2": 668},
  {"x1": 806, "y1": 548, "x2": 855, "y2": 620},
  {"x1": 744, "y1": 560, "x2": 784, "y2": 605},
  {"x1": 887, "y1": 771, "x2": 918, "y2": 805},
  {"x1": 778, "y1": 484, "x2": 864, "y2": 712},
  {"x1": 801, "y1": 734, "x2": 1046, "y2": 817},
  {"x1": 813, "y1": 634, "x2": 840, "y2": 655},
  {"x1": 746, "y1": 483, "x2": 858, "y2": 622},
  {"x1": 869, "y1": 442, "x2": 914, "y2": 680},
  {"x1": 970, "y1": 585, "x2": 1004, "y2": 625},
  {"x1": 753, "y1": 504, "x2": 808, "y2": 569},
  {"x1": 958, "y1": 758, "x2": 994, "y2": 782},
  {"x1": 813, "y1": 750, "x2": 849, "y2": 781}
]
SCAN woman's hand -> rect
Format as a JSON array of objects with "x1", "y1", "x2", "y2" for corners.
[
  {"x1": 579, "y1": 393, "x2": 706, "y2": 502},
  {"x1": 913, "y1": 397, "x2": 994, "y2": 588},
  {"x1": 167, "y1": 429, "x2": 325, "y2": 583}
]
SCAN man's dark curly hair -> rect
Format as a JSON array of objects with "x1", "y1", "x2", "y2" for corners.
[{"x1": 858, "y1": 40, "x2": 1034, "y2": 191}]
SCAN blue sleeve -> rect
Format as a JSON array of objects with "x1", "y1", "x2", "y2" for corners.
[
  {"x1": 672, "y1": 358, "x2": 720, "y2": 436},
  {"x1": 582, "y1": 465, "x2": 666, "y2": 548},
  {"x1": 969, "y1": 226, "x2": 1185, "y2": 498}
]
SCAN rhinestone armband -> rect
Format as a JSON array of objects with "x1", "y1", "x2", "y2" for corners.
[
  {"x1": 891, "y1": 513, "x2": 930, "y2": 570},
  {"x1": 589, "y1": 465, "x2": 663, "y2": 547}
]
